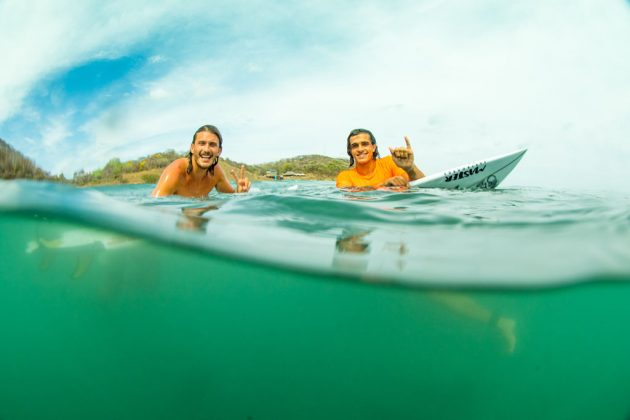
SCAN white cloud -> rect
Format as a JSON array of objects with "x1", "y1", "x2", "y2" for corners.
[
  {"x1": 0, "y1": 0, "x2": 215, "y2": 121},
  {"x1": 43, "y1": 117, "x2": 73, "y2": 149},
  {"x1": 149, "y1": 55, "x2": 165, "y2": 64},
  {"x1": 148, "y1": 87, "x2": 169, "y2": 99},
  {"x1": 2, "y1": 0, "x2": 630, "y2": 190}
]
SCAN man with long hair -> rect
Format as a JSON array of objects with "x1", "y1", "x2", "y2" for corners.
[
  {"x1": 152, "y1": 124, "x2": 250, "y2": 197},
  {"x1": 336, "y1": 128, "x2": 425, "y2": 189}
]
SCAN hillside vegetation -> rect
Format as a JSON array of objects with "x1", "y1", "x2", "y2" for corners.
[
  {"x1": 0, "y1": 138, "x2": 67, "y2": 182},
  {"x1": 224, "y1": 154, "x2": 349, "y2": 181},
  {"x1": 74, "y1": 151, "x2": 349, "y2": 185},
  {"x1": 72, "y1": 150, "x2": 183, "y2": 185},
  {"x1": 1, "y1": 138, "x2": 348, "y2": 185}
]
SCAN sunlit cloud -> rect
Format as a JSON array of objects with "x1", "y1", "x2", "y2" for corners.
[{"x1": 1, "y1": 0, "x2": 629, "y2": 190}]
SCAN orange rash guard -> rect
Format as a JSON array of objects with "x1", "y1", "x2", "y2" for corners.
[{"x1": 336, "y1": 156, "x2": 409, "y2": 188}]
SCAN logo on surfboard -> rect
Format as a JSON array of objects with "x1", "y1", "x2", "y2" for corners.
[
  {"x1": 444, "y1": 164, "x2": 486, "y2": 182},
  {"x1": 476, "y1": 174, "x2": 497, "y2": 189}
]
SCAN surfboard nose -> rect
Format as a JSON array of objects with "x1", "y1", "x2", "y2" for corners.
[{"x1": 410, "y1": 148, "x2": 528, "y2": 190}]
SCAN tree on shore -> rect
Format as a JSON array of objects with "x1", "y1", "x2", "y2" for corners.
[
  {"x1": 0, "y1": 138, "x2": 64, "y2": 181},
  {"x1": 1, "y1": 138, "x2": 346, "y2": 185}
]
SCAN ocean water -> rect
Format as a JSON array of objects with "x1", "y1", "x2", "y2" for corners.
[{"x1": 1, "y1": 179, "x2": 630, "y2": 419}]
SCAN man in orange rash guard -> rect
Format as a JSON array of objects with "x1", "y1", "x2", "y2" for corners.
[{"x1": 336, "y1": 128, "x2": 425, "y2": 189}]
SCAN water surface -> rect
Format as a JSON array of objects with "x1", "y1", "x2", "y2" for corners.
[{"x1": 1, "y1": 180, "x2": 629, "y2": 419}]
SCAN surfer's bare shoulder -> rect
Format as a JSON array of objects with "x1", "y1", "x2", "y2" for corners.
[
  {"x1": 152, "y1": 158, "x2": 188, "y2": 197},
  {"x1": 165, "y1": 158, "x2": 188, "y2": 174}
]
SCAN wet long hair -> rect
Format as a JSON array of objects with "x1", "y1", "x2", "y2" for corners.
[
  {"x1": 187, "y1": 124, "x2": 223, "y2": 175},
  {"x1": 346, "y1": 128, "x2": 379, "y2": 167}
]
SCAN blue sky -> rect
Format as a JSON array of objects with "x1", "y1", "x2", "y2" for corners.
[{"x1": 1, "y1": 0, "x2": 630, "y2": 191}]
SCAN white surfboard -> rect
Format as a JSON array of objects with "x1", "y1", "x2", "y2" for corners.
[{"x1": 409, "y1": 148, "x2": 527, "y2": 189}]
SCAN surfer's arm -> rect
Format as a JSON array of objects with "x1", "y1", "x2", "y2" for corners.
[
  {"x1": 336, "y1": 177, "x2": 376, "y2": 191},
  {"x1": 403, "y1": 165, "x2": 425, "y2": 181},
  {"x1": 215, "y1": 165, "x2": 236, "y2": 193},
  {"x1": 152, "y1": 164, "x2": 181, "y2": 197},
  {"x1": 339, "y1": 186, "x2": 378, "y2": 192},
  {"x1": 335, "y1": 172, "x2": 370, "y2": 190},
  {"x1": 335, "y1": 172, "x2": 352, "y2": 189},
  {"x1": 377, "y1": 176, "x2": 409, "y2": 189},
  {"x1": 389, "y1": 136, "x2": 425, "y2": 181},
  {"x1": 336, "y1": 170, "x2": 406, "y2": 190}
]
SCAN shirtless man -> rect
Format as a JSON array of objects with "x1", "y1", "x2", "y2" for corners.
[
  {"x1": 152, "y1": 124, "x2": 251, "y2": 197},
  {"x1": 336, "y1": 128, "x2": 425, "y2": 189}
]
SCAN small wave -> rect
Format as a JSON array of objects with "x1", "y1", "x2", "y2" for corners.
[{"x1": 2, "y1": 180, "x2": 630, "y2": 289}]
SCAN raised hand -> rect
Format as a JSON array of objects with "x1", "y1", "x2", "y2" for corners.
[
  {"x1": 230, "y1": 165, "x2": 251, "y2": 193},
  {"x1": 389, "y1": 136, "x2": 415, "y2": 171}
]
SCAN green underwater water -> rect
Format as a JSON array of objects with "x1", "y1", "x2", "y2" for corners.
[{"x1": 1, "y1": 180, "x2": 630, "y2": 419}]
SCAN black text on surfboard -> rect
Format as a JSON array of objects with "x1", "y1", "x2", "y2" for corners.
[{"x1": 444, "y1": 164, "x2": 486, "y2": 182}]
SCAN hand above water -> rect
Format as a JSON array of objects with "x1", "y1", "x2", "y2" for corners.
[
  {"x1": 380, "y1": 176, "x2": 409, "y2": 188},
  {"x1": 231, "y1": 165, "x2": 251, "y2": 193},
  {"x1": 389, "y1": 136, "x2": 415, "y2": 171},
  {"x1": 389, "y1": 136, "x2": 425, "y2": 181}
]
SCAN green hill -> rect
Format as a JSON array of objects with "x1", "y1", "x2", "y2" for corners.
[
  {"x1": 224, "y1": 154, "x2": 348, "y2": 181},
  {"x1": 0, "y1": 137, "x2": 348, "y2": 185},
  {"x1": 0, "y1": 138, "x2": 66, "y2": 181},
  {"x1": 73, "y1": 152, "x2": 349, "y2": 186},
  {"x1": 72, "y1": 150, "x2": 183, "y2": 186}
]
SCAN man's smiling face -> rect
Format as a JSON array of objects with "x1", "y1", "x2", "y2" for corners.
[
  {"x1": 348, "y1": 132, "x2": 376, "y2": 166},
  {"x1": 191, "y1": 131, "x2": 221, "y2": 170}
]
